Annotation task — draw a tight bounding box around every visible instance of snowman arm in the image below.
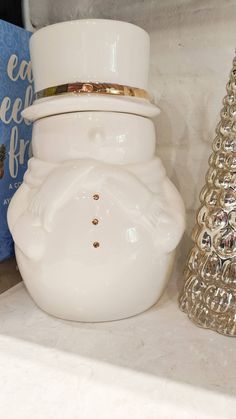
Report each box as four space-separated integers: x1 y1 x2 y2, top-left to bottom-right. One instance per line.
103 168 153 214
11 213 46 261
24 157 57 188
28 160 146 232
104 169 185 253
8 158 58 231
142 179 185 253
10 159 96 258
8 183 31 231
28 160 96 231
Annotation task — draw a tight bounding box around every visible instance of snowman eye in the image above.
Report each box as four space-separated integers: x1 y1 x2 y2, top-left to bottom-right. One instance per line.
93 241 100 248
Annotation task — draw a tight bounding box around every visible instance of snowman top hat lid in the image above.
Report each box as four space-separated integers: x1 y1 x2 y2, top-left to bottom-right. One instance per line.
23 19 159 121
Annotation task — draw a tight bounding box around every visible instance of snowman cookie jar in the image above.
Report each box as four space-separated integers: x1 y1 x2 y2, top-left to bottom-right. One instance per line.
8 20 185 322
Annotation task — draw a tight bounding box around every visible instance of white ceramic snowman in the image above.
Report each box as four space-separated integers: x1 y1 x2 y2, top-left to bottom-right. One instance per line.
8 20 185 321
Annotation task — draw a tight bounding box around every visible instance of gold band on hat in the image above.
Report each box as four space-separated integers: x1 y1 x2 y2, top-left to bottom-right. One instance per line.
35 82 151 101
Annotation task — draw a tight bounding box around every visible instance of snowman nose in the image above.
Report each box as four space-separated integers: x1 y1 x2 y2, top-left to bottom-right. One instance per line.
89 128 105 146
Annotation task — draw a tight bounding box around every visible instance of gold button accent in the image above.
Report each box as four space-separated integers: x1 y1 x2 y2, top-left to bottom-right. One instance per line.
93 241 100 248
93 194 99 200
92 218 99 225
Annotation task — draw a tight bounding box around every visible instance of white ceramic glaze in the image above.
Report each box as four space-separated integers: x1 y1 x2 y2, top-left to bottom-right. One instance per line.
30 19 150 92
8 112 185 321
8 20 185 321
23 19 157 120
22 94 159 121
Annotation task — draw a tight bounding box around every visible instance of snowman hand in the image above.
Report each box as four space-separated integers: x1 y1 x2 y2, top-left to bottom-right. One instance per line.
11 213 46 261
28 160 95 231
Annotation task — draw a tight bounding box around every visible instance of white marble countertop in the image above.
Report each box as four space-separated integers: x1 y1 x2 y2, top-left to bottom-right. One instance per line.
0 274 236 419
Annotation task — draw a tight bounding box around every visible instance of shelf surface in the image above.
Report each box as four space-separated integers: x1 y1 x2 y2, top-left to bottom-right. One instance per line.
0 271 236 419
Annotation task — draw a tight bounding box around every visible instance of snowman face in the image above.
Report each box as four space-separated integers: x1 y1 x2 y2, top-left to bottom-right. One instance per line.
32 111 156 165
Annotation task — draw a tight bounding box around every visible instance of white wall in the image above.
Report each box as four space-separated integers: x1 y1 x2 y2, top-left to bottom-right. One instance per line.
148 0 236 263
27 0 236 264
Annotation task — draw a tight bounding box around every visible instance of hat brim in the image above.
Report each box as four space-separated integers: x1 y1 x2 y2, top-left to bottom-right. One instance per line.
22 94 160 121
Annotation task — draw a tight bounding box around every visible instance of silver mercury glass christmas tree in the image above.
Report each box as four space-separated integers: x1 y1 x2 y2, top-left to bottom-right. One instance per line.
179 54 236 336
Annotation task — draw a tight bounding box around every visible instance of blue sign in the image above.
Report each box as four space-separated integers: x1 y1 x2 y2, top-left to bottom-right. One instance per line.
0 20 33 261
